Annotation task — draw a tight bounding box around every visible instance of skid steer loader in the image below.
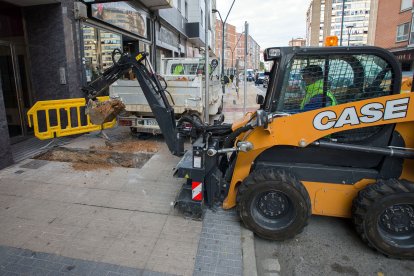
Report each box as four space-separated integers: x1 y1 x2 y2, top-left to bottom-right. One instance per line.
79 46 414 259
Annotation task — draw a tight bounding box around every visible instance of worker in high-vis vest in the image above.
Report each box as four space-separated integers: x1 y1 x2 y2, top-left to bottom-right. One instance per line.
173 64 184 75
300 65 337 111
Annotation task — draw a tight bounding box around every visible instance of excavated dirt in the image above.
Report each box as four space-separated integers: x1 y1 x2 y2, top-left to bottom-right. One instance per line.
93 140 160 153
36 147 153 170
87 99 126 125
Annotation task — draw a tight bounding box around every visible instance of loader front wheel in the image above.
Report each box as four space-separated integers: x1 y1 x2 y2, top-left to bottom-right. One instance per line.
237 169 311 240
352 179 414 259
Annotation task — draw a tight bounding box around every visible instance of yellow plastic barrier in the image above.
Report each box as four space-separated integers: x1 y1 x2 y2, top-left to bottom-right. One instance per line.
27 96 116 140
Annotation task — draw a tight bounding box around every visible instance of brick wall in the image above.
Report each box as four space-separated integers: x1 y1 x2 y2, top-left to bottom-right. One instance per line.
375 0 412 49
215 19 237 69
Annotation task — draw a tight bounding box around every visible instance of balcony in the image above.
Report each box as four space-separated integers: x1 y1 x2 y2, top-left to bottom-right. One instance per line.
186 22 206 47
158 7 187 35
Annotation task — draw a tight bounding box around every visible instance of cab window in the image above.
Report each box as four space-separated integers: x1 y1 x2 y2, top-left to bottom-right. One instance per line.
274 53 395 142
275 54 394 114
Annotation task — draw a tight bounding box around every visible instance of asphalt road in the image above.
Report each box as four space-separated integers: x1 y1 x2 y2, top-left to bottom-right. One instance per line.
254 215 414 276
253 84 414 276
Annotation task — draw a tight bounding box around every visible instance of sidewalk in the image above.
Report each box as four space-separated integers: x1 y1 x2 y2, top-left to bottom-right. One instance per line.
223 82 261 123
0 127 250 276
0 128 199 275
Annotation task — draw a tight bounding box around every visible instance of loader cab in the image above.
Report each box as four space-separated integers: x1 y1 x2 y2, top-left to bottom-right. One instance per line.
258 46 404 179
263 46 402 114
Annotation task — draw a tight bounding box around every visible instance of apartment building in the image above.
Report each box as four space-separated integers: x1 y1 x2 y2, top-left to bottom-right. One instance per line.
214 19 261 73
289 38 307 46
306 0 372 46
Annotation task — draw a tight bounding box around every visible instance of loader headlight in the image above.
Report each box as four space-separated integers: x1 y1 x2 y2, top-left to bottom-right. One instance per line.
264 48 281 61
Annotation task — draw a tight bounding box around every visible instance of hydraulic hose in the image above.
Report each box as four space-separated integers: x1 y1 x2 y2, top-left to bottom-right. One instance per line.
223 124 254 148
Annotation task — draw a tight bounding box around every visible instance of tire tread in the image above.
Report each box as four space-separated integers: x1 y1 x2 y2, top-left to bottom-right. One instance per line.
237 169 311 240
352 179 414 258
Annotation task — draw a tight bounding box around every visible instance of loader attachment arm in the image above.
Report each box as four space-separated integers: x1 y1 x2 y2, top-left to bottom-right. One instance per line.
82 50 184 156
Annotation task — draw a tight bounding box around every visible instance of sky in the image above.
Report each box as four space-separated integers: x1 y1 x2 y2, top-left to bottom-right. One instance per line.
216 0 311 49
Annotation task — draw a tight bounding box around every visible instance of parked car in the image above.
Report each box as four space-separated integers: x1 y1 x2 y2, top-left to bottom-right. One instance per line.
255 72 266 86
247 73 254 82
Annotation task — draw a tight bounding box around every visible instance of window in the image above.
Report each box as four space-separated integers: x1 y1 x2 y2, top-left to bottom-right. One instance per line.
185 1 188 20
410 14 414 45
276 54 393 114
177 0 181 11
200 9 203 26
396 23 410 42
401 0 412 11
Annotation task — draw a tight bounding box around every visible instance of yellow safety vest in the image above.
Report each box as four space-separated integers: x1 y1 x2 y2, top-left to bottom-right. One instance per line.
300 79 337 110
173 64 184 75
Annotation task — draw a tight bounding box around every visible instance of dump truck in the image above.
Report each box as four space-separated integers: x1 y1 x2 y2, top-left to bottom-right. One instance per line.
109 57 223 135
50 45 414 259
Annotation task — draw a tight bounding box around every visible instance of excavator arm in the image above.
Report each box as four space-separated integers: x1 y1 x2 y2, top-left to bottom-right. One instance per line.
83 50 184 156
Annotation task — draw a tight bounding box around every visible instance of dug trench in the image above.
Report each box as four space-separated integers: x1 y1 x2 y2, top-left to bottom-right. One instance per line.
34 140 160 170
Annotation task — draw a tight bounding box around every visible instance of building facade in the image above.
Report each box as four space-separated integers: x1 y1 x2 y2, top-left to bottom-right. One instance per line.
214 19 260 74
0 0 216 169
306 0 372 46
289 38 306 46
372 0 414 71
215 19 237 72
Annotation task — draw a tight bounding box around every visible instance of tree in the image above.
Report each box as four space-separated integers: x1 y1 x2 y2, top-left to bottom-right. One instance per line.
260 61 265 71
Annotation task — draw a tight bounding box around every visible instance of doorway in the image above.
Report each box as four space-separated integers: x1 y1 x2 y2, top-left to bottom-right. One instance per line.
0 41 32 142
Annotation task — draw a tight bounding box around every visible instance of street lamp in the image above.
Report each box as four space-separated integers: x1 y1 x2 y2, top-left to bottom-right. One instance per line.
212 0 236 93
228 32 244 74
226 46 233 74
346 25 354 46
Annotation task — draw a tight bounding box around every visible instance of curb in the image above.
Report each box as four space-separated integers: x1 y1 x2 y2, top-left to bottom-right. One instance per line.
241 227 258 276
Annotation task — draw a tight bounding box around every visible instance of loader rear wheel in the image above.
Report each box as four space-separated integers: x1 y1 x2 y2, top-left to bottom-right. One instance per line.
237 169 311 240
352 179 414 259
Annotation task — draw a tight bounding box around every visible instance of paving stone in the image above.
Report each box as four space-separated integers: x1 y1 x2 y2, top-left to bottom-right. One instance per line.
28 267 52 276
17 257 37 266
116 266 143 275
0 255 22 266
2 263 32 274
46 271 68 276
193 209 243 276
33 259 64 271
0 271 19 276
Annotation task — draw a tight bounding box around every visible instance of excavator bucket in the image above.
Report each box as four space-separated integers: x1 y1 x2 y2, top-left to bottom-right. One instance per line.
85 98 126 125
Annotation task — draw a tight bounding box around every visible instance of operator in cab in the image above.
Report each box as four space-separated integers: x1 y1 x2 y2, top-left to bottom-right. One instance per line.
300 65 337 111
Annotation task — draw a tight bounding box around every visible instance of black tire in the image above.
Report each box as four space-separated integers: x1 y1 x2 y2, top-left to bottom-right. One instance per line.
237 169 311 240
352 179 414 259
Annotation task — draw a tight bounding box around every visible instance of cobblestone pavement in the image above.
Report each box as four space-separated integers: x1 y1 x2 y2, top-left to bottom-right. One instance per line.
0 245 176 276
193 209 243 276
